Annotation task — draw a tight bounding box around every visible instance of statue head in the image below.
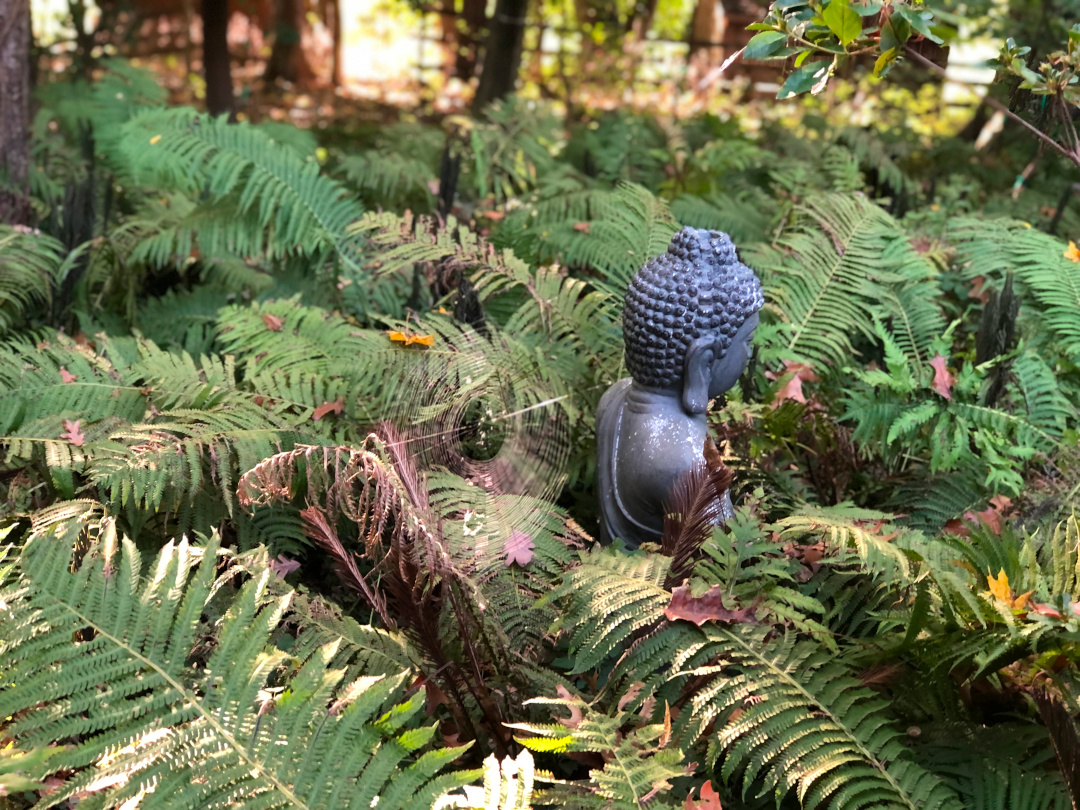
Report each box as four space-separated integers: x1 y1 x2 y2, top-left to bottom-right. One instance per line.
622 227 764 416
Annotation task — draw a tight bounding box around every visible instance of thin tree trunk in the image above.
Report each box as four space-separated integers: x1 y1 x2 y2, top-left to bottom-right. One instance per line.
266 0 311 84
0 0 31 225
471 0 528 112
327 0 342 86
202 0 234 117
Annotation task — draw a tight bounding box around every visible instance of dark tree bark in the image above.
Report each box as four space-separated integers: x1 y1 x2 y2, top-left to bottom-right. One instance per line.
202 0 234 117
471 0 528 113
445 0 486 82
0 0 31 225
327 0 342 86
266 0 312 84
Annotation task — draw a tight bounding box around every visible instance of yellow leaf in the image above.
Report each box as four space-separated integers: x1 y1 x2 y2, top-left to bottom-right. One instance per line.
1014 590 1034 611
149 134 162 145
987 569 1011 603
386 330 435 347
1065 241 1080 262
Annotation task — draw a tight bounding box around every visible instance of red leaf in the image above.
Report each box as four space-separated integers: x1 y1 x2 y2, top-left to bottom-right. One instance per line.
59 367 77 383
968 275 990 304
665 584 759 626
1032 602 1065 620
943 518 970 537
60 419 85 447
765 361 818 407
929 354 954 400
312 397 344 421
573 221 591 233
262 313 284 331
963 506 1002 535
504 529 535 567
269 554 300 579
685 781 723 810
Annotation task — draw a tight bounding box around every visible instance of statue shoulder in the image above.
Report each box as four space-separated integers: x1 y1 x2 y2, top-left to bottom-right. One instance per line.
597 378 633 424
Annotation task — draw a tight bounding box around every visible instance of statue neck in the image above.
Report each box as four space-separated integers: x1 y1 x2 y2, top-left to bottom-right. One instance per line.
626 380 705 422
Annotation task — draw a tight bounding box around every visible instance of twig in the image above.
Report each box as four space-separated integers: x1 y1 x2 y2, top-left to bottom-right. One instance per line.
904 45 1080 168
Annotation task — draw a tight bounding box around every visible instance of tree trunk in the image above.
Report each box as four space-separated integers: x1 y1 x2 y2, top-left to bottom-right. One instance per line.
202 0 234 116
266 0 312 84
327 0 342 86
0 0 31 226
471 0 528 112
453 0 487 81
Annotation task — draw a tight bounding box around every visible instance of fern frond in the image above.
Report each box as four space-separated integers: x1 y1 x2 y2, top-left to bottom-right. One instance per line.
118 107 363 269
511 702 685 809
760 193 923 368
0 227 64 335
0 521 477 808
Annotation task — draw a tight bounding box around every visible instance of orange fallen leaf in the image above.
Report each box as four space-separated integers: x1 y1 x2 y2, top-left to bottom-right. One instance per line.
262 313 284 331
573 222 591 233
765 361 818 407
59 367 77 384
1066 241 1080 262
964 506 1002 535
986 568 1033 611
685 781 723 810
968 275 990 304
61 418 85 447
665 584 759 626
386 330 435 347
929 354 954 400
312 397 344 421
478 209 505 221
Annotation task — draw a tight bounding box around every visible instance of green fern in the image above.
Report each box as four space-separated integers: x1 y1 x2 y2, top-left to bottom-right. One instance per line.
0 227 65 335
948 217 1080 360
510 700 686 809
117 107 364 270
0 519 478 809
755 193 934 369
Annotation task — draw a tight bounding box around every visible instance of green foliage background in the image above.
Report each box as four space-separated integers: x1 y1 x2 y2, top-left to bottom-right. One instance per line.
4 52 1080 810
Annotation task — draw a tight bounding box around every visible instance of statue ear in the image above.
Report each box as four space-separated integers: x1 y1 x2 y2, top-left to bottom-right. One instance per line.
682 337 715 416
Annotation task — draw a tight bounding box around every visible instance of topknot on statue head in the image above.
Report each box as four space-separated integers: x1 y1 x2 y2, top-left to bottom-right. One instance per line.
622 227 764 390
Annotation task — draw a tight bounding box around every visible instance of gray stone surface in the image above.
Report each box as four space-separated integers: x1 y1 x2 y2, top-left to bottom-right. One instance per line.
597 227 763 548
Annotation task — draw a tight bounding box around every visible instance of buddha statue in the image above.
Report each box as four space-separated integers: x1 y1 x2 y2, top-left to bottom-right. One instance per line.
596 227 764 548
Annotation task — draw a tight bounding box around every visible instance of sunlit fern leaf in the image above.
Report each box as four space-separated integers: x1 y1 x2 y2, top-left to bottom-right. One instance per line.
539 182 679 297
463 98 562 204
554 552 965 809
490 174 604 266
0 227 65 336
549 548 672 674
759 193 917 369
947 217 1080 360
670 189 773 245
0 332 147 434
510 702 685 809
118 107 364 270
434 749 536 810
0 520 478 809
